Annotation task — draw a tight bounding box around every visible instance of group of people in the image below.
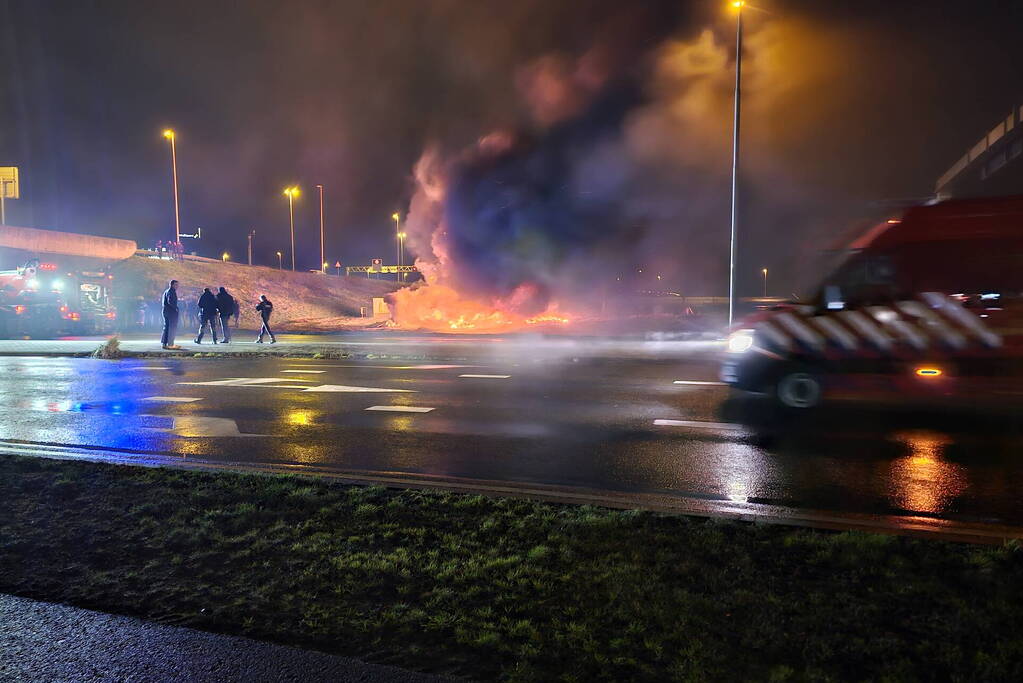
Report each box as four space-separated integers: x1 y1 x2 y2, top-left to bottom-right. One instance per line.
160 279 276 349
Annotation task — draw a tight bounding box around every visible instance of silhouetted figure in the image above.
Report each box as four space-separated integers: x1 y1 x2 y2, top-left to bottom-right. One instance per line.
255 295 276 344
160 280 179 349
216 287 235 343
194 287 219 344
232 298 240 328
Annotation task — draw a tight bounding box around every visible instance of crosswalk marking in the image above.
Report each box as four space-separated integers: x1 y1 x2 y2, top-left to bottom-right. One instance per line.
141 396 202 403
301 385 414 393
654 419 743 431
459 374 511 379
364 405 434 413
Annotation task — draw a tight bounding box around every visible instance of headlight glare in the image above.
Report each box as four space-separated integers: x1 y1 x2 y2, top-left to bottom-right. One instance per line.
727 329 755 354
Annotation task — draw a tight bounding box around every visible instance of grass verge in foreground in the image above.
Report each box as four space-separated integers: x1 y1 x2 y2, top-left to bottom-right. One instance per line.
2 455 1022 681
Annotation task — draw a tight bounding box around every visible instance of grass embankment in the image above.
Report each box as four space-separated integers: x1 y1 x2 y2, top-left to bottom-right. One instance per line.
2 455 1021 681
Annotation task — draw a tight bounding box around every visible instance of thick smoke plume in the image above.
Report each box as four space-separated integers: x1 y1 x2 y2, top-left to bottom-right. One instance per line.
390 17 887 330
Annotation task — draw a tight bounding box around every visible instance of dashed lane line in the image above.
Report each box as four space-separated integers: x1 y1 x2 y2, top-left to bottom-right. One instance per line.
653 419 744 431
364 405 435 413
459 374 511 379
141 396 202 403
280 369 325 374
673 380 726 386
302 385 415 393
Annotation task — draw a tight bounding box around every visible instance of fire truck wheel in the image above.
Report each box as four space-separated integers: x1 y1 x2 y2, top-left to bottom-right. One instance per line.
775 368 823 410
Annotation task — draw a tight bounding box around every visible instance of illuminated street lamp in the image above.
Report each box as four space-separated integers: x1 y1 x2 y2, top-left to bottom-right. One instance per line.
316 184 325 273
392 212 404 281
276 250 283 270
162 129 181 242
222 252 230 263
727 0 745 327
283 186 300 271
762 267 768 297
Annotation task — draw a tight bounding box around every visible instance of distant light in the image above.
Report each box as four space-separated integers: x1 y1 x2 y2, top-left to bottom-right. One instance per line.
915 367 943 378
27 278 39 290
731 0 745 7
980 292 1000 300
886 219 900 224
222 252 230 262
392 212 400 221
826 301 845 310
51 279 64 291
283 186 300 197
163 129 175 139
13 305 25 314
38 262 57 271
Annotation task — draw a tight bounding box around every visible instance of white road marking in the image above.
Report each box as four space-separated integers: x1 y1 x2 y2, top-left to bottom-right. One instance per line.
280 370 325 373
673 380 725 386
135 367 171 371
145 416 266 437
286 364 475 370
179 377 317 386
141 396 202 403
302 384 414 393
654 419 743 431
459 374 511 379
364 405 435 413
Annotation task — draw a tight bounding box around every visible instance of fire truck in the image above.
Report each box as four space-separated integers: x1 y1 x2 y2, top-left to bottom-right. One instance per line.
0 258 118 337
721 196 1023 409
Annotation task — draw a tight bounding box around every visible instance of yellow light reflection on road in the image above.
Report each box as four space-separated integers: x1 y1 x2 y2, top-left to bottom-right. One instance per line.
889 430 963 514
285 408 318 426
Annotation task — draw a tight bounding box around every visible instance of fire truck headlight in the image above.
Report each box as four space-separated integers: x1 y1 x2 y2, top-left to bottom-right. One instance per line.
727 329 755 354
27 278 40 290
51 279 64 291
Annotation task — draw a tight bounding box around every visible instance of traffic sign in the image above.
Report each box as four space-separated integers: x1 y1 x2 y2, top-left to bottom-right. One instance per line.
371 258 382 266
0 167 18 199
334 261 342 268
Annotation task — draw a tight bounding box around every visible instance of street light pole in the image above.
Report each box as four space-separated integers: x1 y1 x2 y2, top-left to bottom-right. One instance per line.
316 184 325 273
762 267 768 297
728 1 744 328
163 130 181 243
284 186 299 271
247 230 255 266
392 212 401 281
276 251 283 270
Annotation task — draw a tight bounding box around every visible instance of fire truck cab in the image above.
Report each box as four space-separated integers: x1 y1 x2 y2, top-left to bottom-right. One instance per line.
0 258 117 337
722 196 1023 409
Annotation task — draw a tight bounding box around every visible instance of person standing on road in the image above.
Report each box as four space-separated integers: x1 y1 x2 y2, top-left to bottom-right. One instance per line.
160 279 180 349
194 287 220 344
215 286 235 343
255 294 276 344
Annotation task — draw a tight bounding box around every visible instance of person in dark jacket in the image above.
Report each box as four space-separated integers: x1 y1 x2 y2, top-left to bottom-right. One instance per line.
215 287 235 343
194 287 220 344
255 294 276 343
161 280 180 349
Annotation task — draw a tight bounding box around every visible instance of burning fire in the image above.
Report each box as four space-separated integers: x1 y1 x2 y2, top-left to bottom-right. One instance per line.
388 283 571 333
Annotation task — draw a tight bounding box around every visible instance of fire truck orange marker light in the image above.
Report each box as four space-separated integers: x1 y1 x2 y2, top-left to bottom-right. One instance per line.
915 367 942 377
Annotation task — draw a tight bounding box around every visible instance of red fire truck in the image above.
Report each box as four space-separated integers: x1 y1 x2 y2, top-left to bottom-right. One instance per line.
0 258 118 337
722 196 1023 409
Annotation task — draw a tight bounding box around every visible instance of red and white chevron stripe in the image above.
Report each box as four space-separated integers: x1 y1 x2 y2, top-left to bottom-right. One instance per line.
754 293 1002 356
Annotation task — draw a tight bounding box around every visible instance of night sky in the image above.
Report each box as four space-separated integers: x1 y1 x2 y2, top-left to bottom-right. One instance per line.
2 0 1022 294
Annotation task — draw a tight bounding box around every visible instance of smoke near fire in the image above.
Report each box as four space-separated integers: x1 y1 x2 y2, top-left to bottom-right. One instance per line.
388 13 909 331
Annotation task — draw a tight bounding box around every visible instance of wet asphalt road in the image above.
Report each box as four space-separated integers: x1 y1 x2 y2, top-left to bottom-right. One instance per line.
1 339 1022 531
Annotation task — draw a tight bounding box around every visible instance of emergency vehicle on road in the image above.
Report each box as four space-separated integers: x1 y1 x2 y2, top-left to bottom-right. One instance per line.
722 196 1023 409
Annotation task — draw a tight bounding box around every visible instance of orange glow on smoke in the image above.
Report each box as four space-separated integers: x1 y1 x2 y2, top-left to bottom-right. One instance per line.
388 283 570 333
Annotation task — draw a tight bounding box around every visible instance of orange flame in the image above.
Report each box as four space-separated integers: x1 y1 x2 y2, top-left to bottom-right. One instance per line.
388 284 570 333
